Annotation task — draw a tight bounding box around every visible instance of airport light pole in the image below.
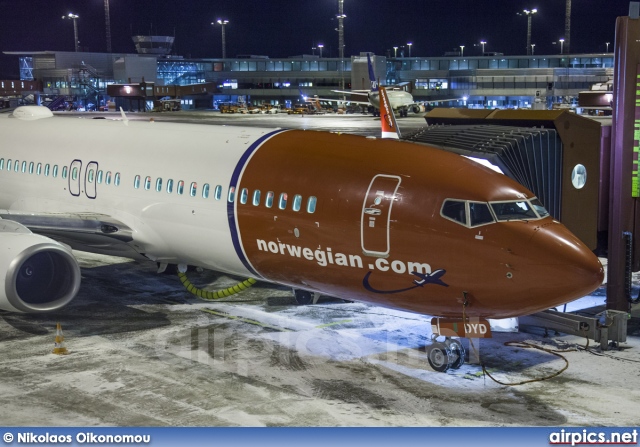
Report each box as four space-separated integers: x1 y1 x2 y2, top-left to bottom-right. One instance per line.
318 44 324 57
336 0 346 90
62 13 80 52
531 43 536 55
104 0 112 53
559 38 565 54
214 19 229 59
606 41 610 52
564 0 571 54
407 42 412 57
480 40 486 55
522 8 537 55
460 45 465 57
393 46 398 57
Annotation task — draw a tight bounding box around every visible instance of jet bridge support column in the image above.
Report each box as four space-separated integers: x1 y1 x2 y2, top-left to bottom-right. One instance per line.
608 4 640 312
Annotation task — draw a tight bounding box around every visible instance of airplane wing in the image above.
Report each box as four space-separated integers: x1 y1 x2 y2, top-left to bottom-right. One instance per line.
331 90 369 97
0 211 141 258
312 96 371 106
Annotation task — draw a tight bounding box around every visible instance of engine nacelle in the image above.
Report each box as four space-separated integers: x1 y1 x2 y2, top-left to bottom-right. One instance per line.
0 229 81 313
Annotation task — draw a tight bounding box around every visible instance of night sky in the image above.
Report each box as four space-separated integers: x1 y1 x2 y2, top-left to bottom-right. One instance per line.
0 0 631 78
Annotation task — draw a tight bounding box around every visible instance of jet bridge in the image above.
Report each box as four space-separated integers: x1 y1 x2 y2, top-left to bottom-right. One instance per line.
401 108 604 252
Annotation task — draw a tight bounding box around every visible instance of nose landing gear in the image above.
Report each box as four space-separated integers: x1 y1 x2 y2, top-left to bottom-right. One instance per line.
426 337 466 372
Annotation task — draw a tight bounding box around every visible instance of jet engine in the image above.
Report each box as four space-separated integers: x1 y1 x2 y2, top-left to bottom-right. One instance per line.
0 223 81 313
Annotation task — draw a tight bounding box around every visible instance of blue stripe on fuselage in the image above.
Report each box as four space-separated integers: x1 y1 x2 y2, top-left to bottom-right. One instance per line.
227 129 287 277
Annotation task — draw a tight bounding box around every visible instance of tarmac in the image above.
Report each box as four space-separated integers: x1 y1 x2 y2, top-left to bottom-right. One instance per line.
0 111 639 427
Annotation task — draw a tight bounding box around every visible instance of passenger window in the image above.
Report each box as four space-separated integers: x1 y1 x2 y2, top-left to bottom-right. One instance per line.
177 180 185 195
53 165 58 178
143 176 150 190
156 178 162 192
292 194 302 212
21 161 26 173
114 172 121 186
228 186 236 202
37 163 42 175
203 183 210 199
265 191 274 208
252 190 261 206
7 160 11 171
13 160 18 172
134 175 141 189
214 185 222 200
88 169 95 183
307 196 317 213
45 164 50 176
240 188 248 204
105 171 112 185
469 202 495 227
97 170 103 183
62 166 67 178
441 200 467 225
279 193 288 210
190 182 197 197
167 179 174 193
29 162 34 174
0 159 3 170
72 167 79 181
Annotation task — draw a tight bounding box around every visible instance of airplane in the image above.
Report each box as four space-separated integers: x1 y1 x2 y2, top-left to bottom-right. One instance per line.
0 103 603 372
332 54 420 117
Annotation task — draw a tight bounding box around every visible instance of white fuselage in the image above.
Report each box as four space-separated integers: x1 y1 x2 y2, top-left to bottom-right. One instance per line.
0 113 269 277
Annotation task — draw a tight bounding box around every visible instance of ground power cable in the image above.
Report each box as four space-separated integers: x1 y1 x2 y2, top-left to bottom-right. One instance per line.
461 298 572 386
178 271 257 300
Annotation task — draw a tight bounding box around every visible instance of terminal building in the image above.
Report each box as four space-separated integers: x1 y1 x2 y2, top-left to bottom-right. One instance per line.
2 36 613 112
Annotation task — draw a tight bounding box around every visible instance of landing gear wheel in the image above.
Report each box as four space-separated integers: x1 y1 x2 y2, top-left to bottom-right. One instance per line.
427 342 453 372
445 339 466 369
294 289 313 305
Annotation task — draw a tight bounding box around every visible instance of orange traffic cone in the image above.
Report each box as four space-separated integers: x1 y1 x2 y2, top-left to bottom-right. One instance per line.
52 322 69 355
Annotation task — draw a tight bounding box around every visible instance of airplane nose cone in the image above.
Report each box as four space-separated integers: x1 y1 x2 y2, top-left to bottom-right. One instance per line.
528 222 604 300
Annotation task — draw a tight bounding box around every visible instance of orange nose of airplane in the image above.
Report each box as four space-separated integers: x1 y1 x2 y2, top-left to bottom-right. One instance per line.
525 221 604 308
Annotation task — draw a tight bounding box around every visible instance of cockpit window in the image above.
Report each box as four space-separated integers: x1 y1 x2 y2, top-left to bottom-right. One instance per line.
530 198 550 218
441 200 467 225
491 201 538 221
469 202 495 227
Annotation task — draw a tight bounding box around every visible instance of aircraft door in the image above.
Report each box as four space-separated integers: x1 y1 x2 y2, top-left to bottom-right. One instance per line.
361 174 401 256
68 159 82 197
85 161 98 199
